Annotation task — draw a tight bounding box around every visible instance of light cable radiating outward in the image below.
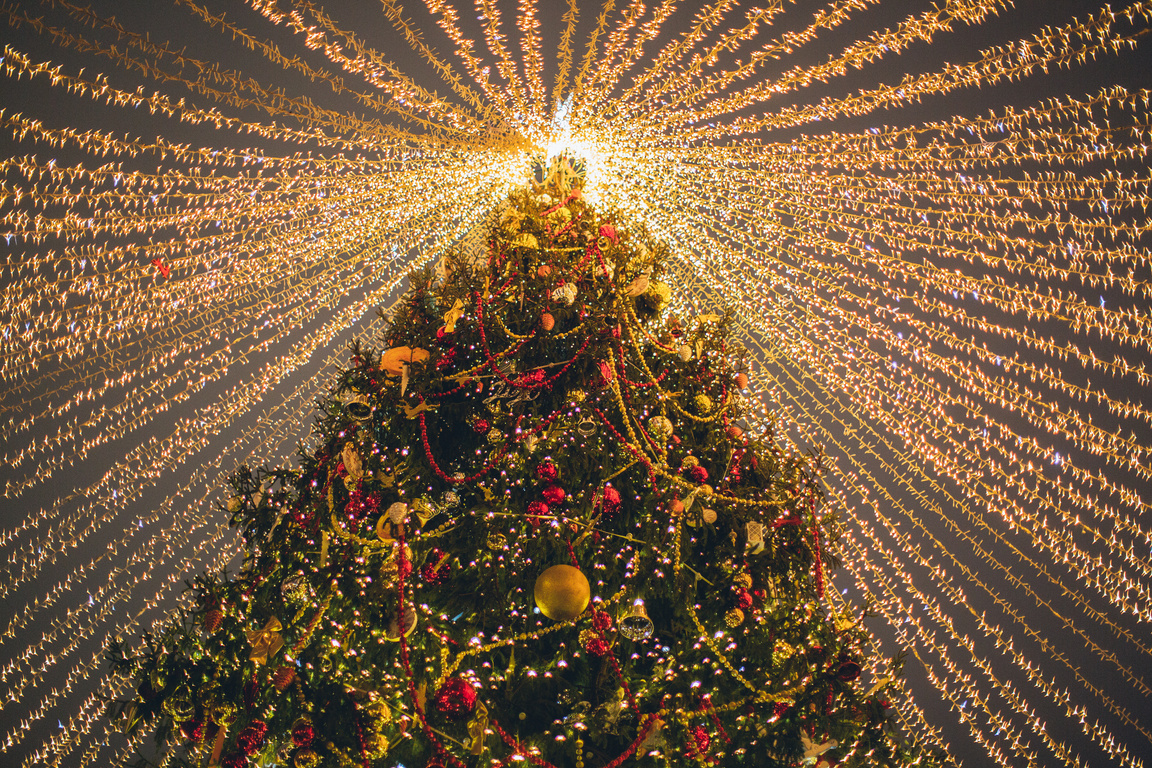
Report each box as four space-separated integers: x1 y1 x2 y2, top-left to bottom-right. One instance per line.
1 1 1150 766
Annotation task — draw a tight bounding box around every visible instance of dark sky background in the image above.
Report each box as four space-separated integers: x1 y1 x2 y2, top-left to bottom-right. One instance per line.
1 2 1150 766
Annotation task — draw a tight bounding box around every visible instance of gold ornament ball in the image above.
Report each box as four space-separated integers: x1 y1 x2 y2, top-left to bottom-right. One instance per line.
534 564 591 621
648 415 673 439
725 608 745 627
694 394 713 413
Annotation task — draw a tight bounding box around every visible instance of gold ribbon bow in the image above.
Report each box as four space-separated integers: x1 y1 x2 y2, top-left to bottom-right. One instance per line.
467 701 489 755
247 618 284 665
442 298 465 333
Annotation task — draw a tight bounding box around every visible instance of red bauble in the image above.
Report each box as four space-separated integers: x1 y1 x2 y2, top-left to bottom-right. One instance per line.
736 589 754 610
291 719 315 747
600 485 622 514
180 718 204 742
836 654 862 682
344 489 379 521
535 460 558 483
238 721 268 755
585 636 611 656
472 418 489 434
421 552 450 585
517 369 546 387
687 465 708 483
434 677 477 720
526 500 549 527
436 347 457 369
688 725 711 755
541 485 566 505
592 610 613 632
221 753 248 768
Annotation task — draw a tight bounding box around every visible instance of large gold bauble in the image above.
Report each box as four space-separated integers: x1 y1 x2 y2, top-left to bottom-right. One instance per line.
534 565 591 621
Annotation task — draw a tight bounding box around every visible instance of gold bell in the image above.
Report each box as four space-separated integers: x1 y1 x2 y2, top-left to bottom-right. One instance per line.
618 598 654 641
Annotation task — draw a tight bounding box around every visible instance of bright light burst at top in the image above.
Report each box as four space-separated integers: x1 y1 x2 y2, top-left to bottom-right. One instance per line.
0 1 1150 766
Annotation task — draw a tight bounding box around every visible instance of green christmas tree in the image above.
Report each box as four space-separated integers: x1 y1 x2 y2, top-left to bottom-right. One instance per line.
108 161 924 768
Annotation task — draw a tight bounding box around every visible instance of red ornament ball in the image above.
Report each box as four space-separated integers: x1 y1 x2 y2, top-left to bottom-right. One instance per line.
536 460 558 483
517 369 546 386
688 725 711 755
592 610 613 632
238 721 268 755
344 489 379 521
541 485 566 505
421 558 449 585
436 347 457 369
600 485 622 514
737 589 754 610
526 500 549 527
687 465 708 483
221 753 248 768
836 654 862 682
291 718 315 748
180 718 204 742
434 677 477 721
472 418 490 434
585 636 611 656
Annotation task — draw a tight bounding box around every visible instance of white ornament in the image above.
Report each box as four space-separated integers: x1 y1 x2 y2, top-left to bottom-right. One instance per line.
387 502 409 524
552 282 578 305
745 521 765 554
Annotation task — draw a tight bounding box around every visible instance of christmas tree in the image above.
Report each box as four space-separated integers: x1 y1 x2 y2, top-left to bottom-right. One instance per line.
108 160 924 768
